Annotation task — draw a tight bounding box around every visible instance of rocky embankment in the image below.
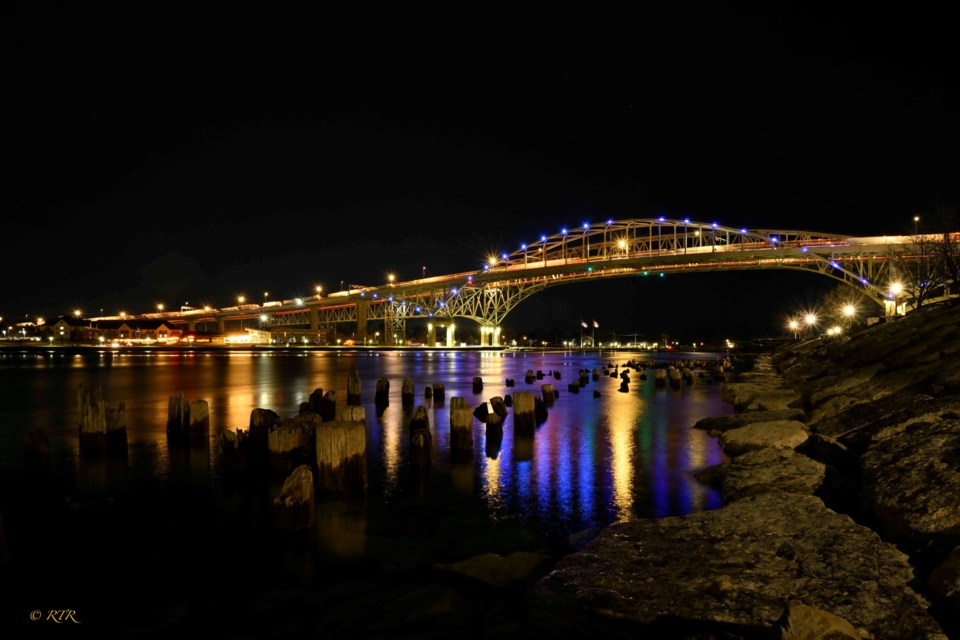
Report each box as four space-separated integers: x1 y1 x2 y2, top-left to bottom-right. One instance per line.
530 299 960 639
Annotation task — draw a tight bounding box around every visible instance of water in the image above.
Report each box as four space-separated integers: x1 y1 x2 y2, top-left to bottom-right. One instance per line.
0 348 731 636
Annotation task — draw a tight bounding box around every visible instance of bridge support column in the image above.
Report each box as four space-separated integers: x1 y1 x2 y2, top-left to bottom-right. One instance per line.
217 317 226 335
479 325 501 346
309 308 318 332
187 320 196 332
355 301 368 344
446 323 455 347
427 323 437 347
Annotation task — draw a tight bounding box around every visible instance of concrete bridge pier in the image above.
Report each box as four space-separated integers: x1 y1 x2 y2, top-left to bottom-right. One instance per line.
187 319 197 332
479 325 501 347
217 317 226 335
426 322 456 347
355 301 368 344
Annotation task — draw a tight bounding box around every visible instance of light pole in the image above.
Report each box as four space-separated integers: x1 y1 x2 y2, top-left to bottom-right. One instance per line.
422 266 426 278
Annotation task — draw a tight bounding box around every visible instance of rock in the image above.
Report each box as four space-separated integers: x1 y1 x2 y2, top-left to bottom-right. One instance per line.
779 601 861 640
434 551 553 588
693 408 806 434
719 420 809 456
861 417 960 551
532 492 946 639
695 447 826 502
273 464 315 529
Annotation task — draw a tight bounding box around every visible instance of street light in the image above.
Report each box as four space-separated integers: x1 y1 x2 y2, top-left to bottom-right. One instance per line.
788 319 799 340
914 215 920 235
889 281 904 316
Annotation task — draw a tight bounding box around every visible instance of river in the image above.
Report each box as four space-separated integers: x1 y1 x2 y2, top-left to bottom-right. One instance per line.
0 347 731 635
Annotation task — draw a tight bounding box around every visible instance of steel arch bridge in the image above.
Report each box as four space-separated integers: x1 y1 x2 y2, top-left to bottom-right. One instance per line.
108 218 932 345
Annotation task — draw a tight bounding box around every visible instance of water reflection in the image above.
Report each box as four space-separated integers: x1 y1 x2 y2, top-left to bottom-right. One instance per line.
0 349 730 550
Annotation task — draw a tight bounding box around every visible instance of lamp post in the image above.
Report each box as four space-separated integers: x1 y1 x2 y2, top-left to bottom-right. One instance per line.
788 319 799 340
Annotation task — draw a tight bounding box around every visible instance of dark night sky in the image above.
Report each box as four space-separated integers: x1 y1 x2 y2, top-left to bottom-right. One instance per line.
3 2 958 342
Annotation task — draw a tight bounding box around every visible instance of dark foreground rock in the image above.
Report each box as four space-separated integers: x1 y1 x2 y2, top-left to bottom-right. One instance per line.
532 492 946 639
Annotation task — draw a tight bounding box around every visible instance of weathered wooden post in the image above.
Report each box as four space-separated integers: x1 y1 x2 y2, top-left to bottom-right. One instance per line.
513 391 536 436
315 407 367 494
401 377 415 406
655 368 667 387
541 384 556 406
273 464 315 530
450 406 473 461
524 369 535 384
375 378 390 404
534 395 548 424
189 399 210 445
320 391 337 421
308 387 325 414
268 413 318 472
432 383 445 404
472 376 483 394
347 364 362 406
375 377 390 416
489 396 508 421
450 396 467 410
78 383 127 456
167 391 189 441
579 369 589 387
409 405 432 470
683 367 694 385
248 408 280 453
592 368 600 381
473 402 489 422
485 411 503 459
567 382 580 394
668 366 682 389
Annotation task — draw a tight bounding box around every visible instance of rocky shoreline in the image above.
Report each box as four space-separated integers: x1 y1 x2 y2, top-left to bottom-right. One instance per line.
530 299 960 639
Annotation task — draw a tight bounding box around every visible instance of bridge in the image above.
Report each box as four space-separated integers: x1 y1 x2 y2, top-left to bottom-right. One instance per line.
92 218 949 346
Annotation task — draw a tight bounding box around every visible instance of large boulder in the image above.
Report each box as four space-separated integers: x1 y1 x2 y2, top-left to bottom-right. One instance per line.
531 492 946 639
719 420 809 456
695 447 825 502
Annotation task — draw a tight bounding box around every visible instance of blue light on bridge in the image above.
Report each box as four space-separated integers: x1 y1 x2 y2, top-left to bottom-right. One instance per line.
771 236 779 244
860 278 869 284
830 261 840 269
801 247 808 253
657 216 666 222
438 301 445 307
388 295 394 302
606 219 613 225
659 272 665 277
643 271 649 276
483 264 490 270
740 228 748 234
521 243 527 250
502 253 507 260
451 288 458 295
540 234 547 242
582 222 589 229
561 227 568 235
711 222 719 228
683 217 691 224
587 267 592 272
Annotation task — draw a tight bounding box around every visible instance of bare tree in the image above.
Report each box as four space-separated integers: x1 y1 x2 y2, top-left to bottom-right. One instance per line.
818 283 873 330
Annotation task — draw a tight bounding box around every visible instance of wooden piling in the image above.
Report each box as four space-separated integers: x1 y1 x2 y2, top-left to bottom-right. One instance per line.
489 396 508 420
668 366 682 389
320 391 337 421
541 384 556 406
268 413 318 472
308 387 325 414
274 464 316 530
78 384 127 456
450 407 473 459
409 405 432 469
524 369 535 384
473 402 489 422
315 416 367 494
347 365 362 406
184 399 206 436
167 391 189 440
375 378 390 404
432 383 445 404
249 408 281 452
401 377 415 405
655 369 667 387
513 391 536 435
472 376 483 394
534 395 548 424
